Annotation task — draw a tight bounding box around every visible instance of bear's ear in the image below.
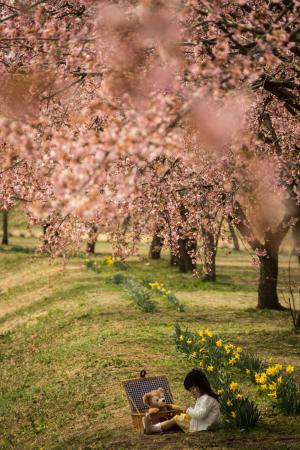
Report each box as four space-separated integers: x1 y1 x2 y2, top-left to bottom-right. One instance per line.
143 393 151 406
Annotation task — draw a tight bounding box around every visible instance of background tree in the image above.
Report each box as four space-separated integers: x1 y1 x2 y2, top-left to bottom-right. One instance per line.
1 211 8 245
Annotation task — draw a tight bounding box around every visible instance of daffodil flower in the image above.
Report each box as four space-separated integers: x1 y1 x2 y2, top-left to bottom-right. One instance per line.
286 364 294 374
205 328 213 337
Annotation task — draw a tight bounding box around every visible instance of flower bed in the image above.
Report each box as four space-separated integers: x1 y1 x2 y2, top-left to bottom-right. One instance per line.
85 255 127 273
146 280 184 312
174 324 300 428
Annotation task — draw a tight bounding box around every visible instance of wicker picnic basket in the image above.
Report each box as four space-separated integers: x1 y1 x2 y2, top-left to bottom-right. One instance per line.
123 370 177 433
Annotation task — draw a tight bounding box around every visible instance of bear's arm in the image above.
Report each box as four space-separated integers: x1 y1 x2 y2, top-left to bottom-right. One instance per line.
166 403 183 412
148 407 160 414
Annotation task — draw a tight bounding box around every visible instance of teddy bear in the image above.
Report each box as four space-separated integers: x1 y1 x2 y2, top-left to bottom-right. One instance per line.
143 387 182 424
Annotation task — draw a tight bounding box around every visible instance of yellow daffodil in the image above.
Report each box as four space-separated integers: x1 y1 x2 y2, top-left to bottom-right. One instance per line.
268 382 277 391
179 335 184 341
266 366 277 376
229 382 238 391
266 365 281 376
166 290 171 295
228 358 237 366
192 352 197 358
277 376 283 385
149 281 160 289
207 365 214 372
201 337 206 342
246 369 251 375
236 394 243 400
226 399 232 407
103 256 114 266
268 391 277 398
198 330 204 338
205 328 213 337
255 372 267 384
231 411 236 418
261 384 267 390
216 339 223 347
217 389 224 395
187 339 192 345
286 365 294 374
236 346 242 353
199 361 203 367
224 344 231 354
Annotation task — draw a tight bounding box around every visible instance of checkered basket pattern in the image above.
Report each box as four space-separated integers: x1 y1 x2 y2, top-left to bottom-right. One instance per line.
123 371 175 432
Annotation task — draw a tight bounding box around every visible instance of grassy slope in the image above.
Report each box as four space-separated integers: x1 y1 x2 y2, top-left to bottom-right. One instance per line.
0 232 300 449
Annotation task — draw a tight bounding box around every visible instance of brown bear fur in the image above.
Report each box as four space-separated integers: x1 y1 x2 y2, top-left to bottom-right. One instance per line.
143 387 182 423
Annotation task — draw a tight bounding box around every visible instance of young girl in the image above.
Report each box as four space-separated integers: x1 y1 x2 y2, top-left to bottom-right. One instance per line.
143 369 221 434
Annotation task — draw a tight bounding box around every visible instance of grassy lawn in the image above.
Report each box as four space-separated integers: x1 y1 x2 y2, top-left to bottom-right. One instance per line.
0 229 300 449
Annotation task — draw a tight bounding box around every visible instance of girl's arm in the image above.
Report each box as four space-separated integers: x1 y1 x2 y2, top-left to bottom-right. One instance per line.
186 396 213 420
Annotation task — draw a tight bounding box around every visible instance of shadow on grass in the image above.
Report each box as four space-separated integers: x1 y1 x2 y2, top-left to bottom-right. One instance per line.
0 244 36 254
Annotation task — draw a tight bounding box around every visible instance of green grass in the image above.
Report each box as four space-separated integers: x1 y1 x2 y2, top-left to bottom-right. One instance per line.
0 231 300 449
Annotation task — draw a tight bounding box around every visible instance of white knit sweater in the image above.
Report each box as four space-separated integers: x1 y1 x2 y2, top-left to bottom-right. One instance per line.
186 394 221 432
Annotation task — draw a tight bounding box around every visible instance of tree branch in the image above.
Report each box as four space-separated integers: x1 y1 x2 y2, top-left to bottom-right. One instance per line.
229 201 263 251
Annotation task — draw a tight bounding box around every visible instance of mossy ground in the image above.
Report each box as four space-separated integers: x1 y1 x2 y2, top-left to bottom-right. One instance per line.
0 219 300 449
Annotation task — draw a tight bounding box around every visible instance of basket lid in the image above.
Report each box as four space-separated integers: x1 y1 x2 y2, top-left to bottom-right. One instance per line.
123 372 174 413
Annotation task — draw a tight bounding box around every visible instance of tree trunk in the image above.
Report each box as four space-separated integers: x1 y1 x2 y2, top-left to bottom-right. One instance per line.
171 237 197 272
201 227 216 281
228 220 240 251
292 219 300 265
42 222 49 248
86 224 98 254
42 223 49 236
230 201 289 310
2 211 8 245
86 239 96 254
258 246 283 310
149 233 164 259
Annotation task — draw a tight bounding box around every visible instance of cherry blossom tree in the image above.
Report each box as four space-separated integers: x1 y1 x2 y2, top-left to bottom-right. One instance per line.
0 1 299 309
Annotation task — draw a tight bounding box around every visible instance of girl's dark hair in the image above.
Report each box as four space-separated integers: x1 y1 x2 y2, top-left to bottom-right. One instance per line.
184 368 219 402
